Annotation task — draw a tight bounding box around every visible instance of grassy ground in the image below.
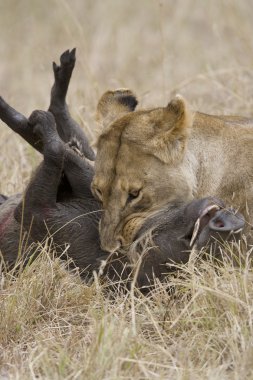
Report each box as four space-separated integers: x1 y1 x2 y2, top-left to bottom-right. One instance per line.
1 0 253 378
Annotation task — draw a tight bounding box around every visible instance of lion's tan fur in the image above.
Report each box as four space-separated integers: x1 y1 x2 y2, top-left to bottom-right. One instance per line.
92 89 253 252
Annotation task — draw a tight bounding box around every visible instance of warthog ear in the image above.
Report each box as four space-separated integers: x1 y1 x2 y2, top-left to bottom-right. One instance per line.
96 89 138 129
151 95 193 163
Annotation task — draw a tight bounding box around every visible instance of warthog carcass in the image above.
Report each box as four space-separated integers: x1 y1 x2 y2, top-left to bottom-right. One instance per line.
0 49 245 289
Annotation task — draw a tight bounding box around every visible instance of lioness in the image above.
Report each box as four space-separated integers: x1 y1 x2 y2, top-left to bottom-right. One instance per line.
92 89 253 252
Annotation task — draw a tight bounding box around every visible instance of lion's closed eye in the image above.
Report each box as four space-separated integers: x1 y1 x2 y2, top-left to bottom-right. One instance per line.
127 189 142 204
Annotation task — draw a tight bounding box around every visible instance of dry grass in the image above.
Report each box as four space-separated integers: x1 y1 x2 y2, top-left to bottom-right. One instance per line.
1 0 253 378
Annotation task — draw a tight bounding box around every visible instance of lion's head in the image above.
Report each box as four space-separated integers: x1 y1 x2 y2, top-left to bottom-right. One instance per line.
92 89 195 252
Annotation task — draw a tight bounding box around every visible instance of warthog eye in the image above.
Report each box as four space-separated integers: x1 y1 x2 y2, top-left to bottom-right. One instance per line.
127 189 141 204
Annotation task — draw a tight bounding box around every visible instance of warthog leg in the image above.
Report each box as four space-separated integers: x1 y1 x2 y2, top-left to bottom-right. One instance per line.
0 96 43 153
14 109 96 226
15 111 65 216
0 49 95 160
49 48 95 161
0 92 95 202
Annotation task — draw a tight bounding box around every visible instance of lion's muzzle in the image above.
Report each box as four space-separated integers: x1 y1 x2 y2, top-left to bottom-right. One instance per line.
100 211 146 253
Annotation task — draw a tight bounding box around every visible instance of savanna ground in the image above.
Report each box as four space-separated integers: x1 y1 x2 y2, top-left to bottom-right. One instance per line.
1 1 253 379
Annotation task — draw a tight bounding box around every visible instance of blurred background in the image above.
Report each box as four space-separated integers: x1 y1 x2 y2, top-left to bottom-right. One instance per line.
0 0 253 194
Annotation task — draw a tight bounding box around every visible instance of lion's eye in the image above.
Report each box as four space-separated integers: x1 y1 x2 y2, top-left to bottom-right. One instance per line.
127 189 141 204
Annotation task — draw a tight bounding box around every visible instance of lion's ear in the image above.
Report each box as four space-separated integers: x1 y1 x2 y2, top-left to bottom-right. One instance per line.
96 89 138 128
151 95 193 163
